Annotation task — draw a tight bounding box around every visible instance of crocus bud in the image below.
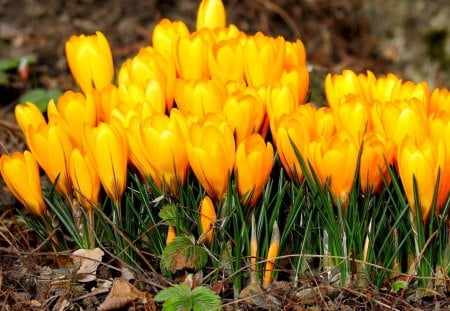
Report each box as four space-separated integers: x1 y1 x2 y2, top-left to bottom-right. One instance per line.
196 0 226 30
200 196 216 244
235 134 273 207
65 31 114 93
263 221 279 288
83 122 128 203
0 151 46 217
14 102 46 136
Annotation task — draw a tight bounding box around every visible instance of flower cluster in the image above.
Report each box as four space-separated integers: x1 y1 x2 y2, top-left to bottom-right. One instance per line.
1 0 450 290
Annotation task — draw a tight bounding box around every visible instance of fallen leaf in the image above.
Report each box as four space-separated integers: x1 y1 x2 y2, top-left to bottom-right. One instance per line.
71 248 104 282
98 278 156 311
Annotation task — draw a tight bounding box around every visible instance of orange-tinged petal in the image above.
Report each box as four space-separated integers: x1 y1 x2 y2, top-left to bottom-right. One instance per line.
65 31 114 93
84 122 128 203
263 221 279 288
235 134 273 207
69 148 100 209
200 196 216 244
0 151 46 216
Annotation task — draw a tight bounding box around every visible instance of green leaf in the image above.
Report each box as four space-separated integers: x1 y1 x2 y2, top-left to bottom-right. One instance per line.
154 284 221 311
18 88 61 112
161 235 208 272
159 204 179 226
0 58 20 71
391 280 408 293
0 71 8 85
154 284 191 302
191 286 221 311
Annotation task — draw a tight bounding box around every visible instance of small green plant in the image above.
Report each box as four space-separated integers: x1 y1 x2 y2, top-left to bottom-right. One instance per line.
154 284 221 311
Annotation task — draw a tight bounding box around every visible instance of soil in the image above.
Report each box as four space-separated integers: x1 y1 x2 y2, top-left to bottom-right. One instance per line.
0 0 449 309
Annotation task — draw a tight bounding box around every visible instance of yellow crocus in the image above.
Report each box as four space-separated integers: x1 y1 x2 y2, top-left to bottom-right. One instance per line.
208 38 245 83
308 131 359 206
200 196 216 244
174 32 210 80
196 0 226 30
65 31 114 94
244 32 285 87
325 69 363 108
397 136 446 223
83 122 128 203
166 226 176 245
152 19 190 58
314 106 336 140
429 87 450 116
69 148 100 210
222 91 265 145
0 151 46 217
276 105 315 181
14 101 46 136
280 67 310 106
379 98 429 148
360 132 394 194
284 39 307 70
186 113 235 201
263 221 279 288
139 111 189 194
47 90 98 147
333 95 370 143
26 122 73 198
266 84 298 140
174 78 226 119
98 84 120 123
235 134 273 207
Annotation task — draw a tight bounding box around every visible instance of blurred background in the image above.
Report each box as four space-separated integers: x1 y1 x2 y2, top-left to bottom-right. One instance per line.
0 0 449 98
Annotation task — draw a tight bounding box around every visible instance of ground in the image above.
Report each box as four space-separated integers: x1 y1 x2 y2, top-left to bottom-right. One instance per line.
0 0 449 309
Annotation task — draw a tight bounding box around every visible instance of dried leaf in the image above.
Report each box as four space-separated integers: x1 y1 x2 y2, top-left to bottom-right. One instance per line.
98 278 156 311
71 248 104 282
161 235 208 272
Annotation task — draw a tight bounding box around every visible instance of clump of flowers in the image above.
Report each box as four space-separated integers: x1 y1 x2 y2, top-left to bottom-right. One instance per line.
1 0 450 299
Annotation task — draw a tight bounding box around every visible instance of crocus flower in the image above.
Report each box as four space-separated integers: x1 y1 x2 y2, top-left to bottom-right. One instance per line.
360 132 394 194
266 84 298 140
139 111 189 194
222 91 265 145
308 131 359 207
333 94 370 143
235 134 273 207
263 221 279 288
0 151 46 217
83 122 128 203
397 136 446 223
174 78 226 119
186 113 235 201
69 148 100 210
26 122 74 198
152 19 190 58
47 90 98 147
200 196 216 244
429 87 450 116
14 101 46 136
208 38 246 83
196 0 226 30
166 226 176 245
276 105 315 181
65 31 114 94
174 32 210 80
325 69 363 108
244 32 285 87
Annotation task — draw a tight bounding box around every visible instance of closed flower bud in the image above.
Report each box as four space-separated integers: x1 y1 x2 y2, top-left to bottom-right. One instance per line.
14 102 46 136
235 134 273 207
397 136 446 223
65 31 114 93
200 196 216 244
26 122 74 198
69 148 100 210
0 151 46 217
186 113 235 201
47 90 98 147
84 122 128 203
196 0 226 30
